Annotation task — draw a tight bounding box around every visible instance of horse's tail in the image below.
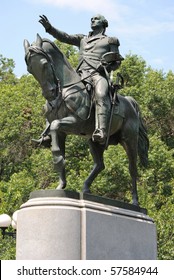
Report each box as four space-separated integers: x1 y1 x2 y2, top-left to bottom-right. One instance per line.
127 96 149 167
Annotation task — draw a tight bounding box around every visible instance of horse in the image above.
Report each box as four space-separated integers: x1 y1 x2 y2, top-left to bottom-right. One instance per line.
24 34 149 206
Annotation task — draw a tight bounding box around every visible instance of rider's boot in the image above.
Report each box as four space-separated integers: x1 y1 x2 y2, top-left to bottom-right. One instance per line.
92 103 109 144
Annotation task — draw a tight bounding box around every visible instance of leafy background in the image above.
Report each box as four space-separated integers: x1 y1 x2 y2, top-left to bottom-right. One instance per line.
0 43 173 259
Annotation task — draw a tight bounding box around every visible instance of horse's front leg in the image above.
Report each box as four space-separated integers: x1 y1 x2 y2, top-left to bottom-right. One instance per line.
50 116 78 190
50 120 66 189
56 133 67 190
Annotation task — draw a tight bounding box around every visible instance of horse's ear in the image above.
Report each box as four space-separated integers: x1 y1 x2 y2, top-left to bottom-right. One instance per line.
23 39 30 55
36 33 43 48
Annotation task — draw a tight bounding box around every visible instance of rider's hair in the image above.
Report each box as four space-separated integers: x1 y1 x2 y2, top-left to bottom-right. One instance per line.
101 16 108 28
91 14 108 29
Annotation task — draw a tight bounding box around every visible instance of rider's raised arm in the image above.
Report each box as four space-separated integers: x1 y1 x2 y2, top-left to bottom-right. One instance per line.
46 27 84 48
39 15 84 47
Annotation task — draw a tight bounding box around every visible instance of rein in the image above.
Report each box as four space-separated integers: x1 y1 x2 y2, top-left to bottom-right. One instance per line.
25 44 94 117
26 45 87 94
26 45 61 98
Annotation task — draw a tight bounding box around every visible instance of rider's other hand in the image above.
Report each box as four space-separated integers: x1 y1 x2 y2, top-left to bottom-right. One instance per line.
39 15 51 31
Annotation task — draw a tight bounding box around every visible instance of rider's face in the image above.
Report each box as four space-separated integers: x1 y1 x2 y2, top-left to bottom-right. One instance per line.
91 15 103 30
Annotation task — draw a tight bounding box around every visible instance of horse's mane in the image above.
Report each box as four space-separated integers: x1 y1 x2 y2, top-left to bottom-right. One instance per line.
26 35 81 87
42 38 61 53
41 38 75 73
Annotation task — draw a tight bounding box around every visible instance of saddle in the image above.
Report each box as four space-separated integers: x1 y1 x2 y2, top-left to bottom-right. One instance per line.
62 83 91 120
62 80 125 122
47 67 125 122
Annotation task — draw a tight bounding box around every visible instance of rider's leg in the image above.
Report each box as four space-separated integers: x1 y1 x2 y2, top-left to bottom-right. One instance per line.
92 75 110 144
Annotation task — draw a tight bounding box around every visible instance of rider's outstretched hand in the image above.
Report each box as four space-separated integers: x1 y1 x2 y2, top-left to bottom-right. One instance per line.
39 15 51 31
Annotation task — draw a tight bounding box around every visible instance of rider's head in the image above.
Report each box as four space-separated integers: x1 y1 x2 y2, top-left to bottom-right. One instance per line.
91 14 108 33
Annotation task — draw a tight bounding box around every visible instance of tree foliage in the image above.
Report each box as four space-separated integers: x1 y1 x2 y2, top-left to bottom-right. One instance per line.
0 54 17 84
0 49 173 259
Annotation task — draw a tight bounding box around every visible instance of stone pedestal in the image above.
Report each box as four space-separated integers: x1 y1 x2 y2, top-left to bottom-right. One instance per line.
16 190 157 260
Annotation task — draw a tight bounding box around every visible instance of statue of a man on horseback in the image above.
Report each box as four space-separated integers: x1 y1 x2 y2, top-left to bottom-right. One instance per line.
24 26 149 205
38 14 124 144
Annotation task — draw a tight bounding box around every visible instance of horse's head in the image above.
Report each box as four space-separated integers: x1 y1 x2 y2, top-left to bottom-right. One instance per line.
24 34 60 102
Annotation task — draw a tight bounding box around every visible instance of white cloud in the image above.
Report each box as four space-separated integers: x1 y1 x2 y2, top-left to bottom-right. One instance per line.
116 20 174 38
151 58 164 66
33 0 130 21
33 0 174 37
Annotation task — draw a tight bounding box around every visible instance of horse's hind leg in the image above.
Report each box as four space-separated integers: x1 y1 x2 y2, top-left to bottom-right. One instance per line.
83 140 105 193
122 138 139 206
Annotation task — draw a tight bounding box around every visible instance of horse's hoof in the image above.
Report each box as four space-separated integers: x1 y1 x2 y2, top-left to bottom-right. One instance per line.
82 188 91 194
132 201 139 207
32 136 51 148
53 155 65 166
56 183 66 190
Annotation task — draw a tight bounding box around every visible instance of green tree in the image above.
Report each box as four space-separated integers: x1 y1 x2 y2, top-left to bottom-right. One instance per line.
137 135 174 259
0 54 17 84
143 69 174 148
55 41 78 68
0 74 44 182
120 52 146 88
0 50 174 260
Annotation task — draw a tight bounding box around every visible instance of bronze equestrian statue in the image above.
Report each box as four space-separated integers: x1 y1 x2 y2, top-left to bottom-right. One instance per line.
37 14 124 144
24 15 149 206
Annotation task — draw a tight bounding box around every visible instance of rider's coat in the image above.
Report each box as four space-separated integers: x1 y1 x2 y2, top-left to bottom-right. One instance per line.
45 26 121 72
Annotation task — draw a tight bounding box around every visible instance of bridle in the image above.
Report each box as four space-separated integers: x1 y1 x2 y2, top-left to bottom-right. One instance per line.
25 42 94 116
25 45 61 98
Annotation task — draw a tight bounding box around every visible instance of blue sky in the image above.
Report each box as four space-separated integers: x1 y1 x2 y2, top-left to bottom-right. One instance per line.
1 0 174 77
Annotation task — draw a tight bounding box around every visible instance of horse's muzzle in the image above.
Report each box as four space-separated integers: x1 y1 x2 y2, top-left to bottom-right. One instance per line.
42 84 57 101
